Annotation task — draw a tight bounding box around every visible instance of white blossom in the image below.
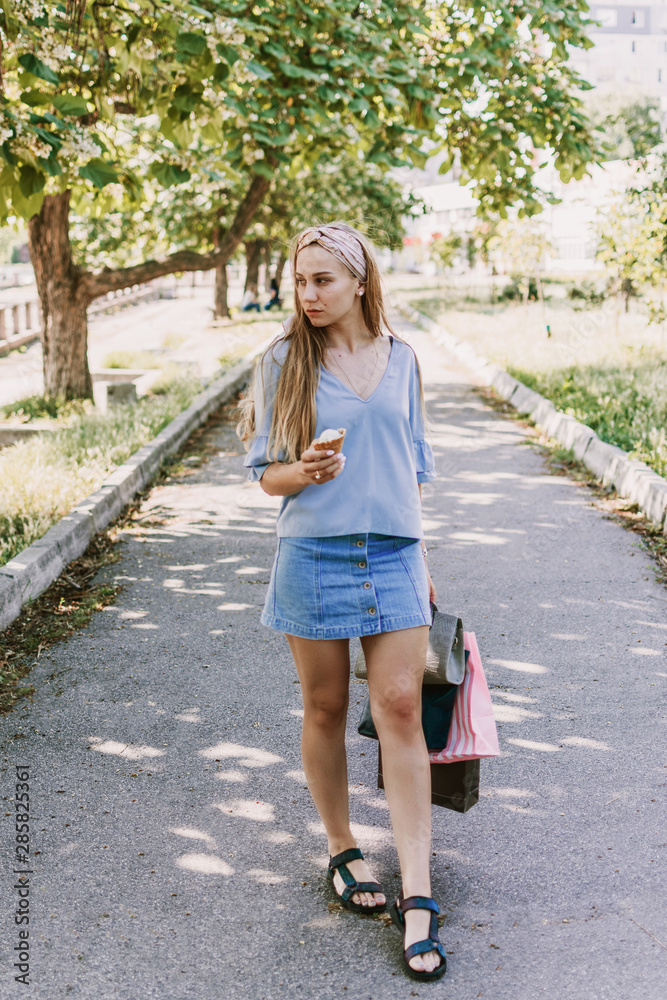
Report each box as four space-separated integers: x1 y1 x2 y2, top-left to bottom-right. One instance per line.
59 129 102 161
50 43 72 61
15 0 45 19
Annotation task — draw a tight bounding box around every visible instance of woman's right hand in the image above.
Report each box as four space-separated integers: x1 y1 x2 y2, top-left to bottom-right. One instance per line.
300 444 346 485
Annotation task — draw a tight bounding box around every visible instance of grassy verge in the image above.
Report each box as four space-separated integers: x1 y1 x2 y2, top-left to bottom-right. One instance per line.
0 398 241 714
508 362 667 478
476 384 667 587
399 279 667 479
0 375 200 567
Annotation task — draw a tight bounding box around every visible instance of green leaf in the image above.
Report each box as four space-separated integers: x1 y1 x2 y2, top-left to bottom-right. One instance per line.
127 24 141 46
172 86 202 113
247 61 273 81
281 63 320 81
18 53 60 85
18 164 46 198
79 158 119 189
20 90 51 108
31 125 61 148
252 160 275 179
150 162 191 187
175 32 208 56
216 43 239 66
42 155 63 178
52 95 89 116
262 42 284 60
29 112 66 130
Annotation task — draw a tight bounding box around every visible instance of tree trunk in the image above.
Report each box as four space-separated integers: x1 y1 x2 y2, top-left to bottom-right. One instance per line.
214 262 230 319
26 174 271 398
263 243 273 293
273 251 287 291
28 191 92 400
212 225 230 319
622 278 632 312
244 240 263 291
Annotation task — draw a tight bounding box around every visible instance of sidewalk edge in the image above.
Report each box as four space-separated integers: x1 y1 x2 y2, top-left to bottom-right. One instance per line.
0 339 271 632
395 299 667 535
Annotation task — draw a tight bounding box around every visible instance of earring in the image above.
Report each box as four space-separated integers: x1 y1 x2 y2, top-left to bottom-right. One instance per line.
358 289 364 296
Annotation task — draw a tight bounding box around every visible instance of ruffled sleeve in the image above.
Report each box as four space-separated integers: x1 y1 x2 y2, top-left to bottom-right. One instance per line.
243 337 288 482
413 438 437 483
243 434 273 483
408 347 437 483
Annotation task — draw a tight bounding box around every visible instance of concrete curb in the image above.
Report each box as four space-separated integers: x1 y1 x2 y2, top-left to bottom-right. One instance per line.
396 299 667 535
0 339 271 632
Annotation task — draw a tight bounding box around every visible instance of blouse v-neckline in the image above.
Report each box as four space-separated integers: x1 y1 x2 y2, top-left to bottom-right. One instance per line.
321 335 394 403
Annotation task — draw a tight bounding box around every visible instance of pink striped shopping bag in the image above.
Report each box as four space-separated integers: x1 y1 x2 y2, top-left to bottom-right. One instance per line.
429 632 500 763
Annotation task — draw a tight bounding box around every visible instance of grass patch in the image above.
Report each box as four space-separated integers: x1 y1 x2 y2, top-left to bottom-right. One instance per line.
0 374 200 567
101 349 162 369
161 331 187 350
1 394 88 423
475 384 667 588
508 360 667 477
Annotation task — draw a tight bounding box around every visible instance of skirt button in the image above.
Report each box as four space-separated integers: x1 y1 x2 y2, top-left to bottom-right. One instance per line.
355 540 364 548
358 561 366 568
363 582 371 589
368 607 376 614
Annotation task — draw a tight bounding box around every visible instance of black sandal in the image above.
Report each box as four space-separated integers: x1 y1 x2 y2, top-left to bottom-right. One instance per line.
327 848 386 914
390 893 447 981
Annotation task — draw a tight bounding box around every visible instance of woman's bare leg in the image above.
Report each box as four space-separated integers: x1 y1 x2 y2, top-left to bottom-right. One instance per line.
286 634 385 908
362 625 441 973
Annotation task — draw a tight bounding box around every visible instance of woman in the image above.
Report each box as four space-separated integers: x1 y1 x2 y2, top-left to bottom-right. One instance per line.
241 282 261 312
237 223 446 981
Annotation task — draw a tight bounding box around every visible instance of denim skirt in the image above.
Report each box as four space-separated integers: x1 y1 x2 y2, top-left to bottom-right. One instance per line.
261 533 431 640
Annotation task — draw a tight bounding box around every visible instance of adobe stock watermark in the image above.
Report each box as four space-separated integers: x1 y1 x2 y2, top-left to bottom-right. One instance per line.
12 765 32 986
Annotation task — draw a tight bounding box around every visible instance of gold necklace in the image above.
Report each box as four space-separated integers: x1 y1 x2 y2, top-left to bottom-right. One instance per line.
326 338 379 399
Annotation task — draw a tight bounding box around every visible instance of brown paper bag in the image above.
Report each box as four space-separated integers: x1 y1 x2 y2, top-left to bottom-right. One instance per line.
378 748 479 813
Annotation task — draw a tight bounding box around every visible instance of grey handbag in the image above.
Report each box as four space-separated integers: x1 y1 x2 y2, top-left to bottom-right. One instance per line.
354 602 465 686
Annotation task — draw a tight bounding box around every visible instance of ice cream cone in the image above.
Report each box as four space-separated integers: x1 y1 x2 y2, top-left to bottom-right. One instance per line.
313 428 346 454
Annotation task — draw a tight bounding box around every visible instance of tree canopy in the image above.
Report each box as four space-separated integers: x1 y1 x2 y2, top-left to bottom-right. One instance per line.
0 0 600 398
1 0 598 229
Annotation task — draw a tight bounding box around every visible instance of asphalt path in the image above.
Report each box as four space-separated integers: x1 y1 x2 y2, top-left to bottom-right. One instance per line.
1 318 666 999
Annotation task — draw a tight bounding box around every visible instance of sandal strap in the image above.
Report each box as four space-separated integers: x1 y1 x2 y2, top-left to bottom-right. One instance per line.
340 879 382 901
405 939 447 963
400 895 440 915
329 847 363 870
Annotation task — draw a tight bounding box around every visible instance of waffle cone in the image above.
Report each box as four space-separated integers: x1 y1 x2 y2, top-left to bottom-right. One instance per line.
313 428 346 454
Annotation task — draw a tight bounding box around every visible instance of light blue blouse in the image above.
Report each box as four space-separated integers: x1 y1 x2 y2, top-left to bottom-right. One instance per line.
243 333 436 539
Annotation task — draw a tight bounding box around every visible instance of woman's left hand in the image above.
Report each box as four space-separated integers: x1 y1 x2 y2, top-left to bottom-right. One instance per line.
426 566 437 603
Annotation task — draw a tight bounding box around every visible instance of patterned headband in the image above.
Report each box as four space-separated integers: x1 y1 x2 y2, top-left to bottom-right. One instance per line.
295 226 367 281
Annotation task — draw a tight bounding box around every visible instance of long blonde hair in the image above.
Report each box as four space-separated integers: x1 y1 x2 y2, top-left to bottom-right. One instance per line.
236 222 423 463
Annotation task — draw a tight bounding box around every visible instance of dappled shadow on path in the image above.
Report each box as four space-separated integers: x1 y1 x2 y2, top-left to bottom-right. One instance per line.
2 328 666 998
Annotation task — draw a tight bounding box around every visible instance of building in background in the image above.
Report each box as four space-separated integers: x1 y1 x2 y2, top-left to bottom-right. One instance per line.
569 2 667 100
395 158 642 275
394 5 662 274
